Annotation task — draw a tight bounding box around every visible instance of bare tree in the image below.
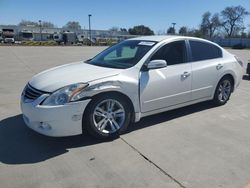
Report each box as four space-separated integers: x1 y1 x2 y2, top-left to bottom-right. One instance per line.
157 30 166 35
248 24 250 38
42 21 55 28
18 20 38 27
18 20 55 28
63 21 81 30
200 12 221 38
221 5 249 37
187 28 203 37
109 27 119 32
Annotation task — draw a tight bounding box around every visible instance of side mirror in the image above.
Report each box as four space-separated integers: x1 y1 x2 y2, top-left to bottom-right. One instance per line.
85 58 92 62
147 60 167 70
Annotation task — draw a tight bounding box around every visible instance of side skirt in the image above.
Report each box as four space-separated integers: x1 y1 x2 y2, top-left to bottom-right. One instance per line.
135 96 213 122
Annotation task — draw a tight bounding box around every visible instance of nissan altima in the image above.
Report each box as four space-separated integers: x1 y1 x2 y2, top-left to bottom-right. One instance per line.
21 36 244 139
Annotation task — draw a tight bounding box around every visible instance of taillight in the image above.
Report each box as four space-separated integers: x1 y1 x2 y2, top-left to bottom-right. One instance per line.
234 56 244 67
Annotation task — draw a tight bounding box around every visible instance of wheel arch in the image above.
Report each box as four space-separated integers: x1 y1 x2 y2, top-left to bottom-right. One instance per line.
82 91 136 125
215 73 235 94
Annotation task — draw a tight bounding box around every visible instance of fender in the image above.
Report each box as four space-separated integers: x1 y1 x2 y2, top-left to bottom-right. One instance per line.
212 70 236 98
82 74 141 121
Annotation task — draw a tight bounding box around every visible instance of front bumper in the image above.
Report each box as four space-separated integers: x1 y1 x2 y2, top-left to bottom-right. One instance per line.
20 95 91 137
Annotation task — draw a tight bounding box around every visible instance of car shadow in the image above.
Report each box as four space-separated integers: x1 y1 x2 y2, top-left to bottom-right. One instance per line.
0 101 216 165
129 101 215 132
0 115 105 164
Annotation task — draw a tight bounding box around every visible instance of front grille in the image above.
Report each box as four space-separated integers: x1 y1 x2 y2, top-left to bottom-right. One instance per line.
23 84 49 100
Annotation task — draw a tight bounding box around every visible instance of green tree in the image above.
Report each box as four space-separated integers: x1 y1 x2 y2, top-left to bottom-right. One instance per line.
120 28 127 32
167 27 175 34
128 25 154 35
179 26 188 35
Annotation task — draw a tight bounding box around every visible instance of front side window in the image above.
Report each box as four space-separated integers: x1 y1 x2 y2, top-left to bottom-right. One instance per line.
150 41 187 66
87 40 156 69
189 40 222 62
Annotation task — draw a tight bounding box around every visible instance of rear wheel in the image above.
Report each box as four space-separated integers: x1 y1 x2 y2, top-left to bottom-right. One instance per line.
84 94 131 139
213 77 233 106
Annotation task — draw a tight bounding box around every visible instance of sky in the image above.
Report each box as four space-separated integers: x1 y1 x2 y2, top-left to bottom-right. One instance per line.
0 0 249 32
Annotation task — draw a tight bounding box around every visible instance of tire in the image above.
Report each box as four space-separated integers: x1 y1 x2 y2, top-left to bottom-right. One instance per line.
213 76 233 106
83 93 132 139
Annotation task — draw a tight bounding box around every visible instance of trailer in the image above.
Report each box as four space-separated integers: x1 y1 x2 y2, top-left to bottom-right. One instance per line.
62 32 77 45
2 28 15 43
53 33 63 44
19 30 34 41
77 34 85 44
53 32 77 45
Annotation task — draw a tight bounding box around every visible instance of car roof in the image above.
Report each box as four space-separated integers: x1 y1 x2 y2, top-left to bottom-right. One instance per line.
128 35 210 43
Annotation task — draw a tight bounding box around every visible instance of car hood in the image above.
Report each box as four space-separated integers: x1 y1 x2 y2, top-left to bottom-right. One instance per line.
29 62 122 92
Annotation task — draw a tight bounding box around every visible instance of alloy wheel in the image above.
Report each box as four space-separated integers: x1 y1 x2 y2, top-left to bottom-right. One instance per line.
218 79 231 103
93 99 125 134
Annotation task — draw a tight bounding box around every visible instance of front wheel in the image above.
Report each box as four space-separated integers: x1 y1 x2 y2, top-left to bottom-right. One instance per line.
213 77 233 106
84 94 131 139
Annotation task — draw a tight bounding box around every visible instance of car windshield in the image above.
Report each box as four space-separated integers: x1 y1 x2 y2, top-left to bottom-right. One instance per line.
87 40 156 69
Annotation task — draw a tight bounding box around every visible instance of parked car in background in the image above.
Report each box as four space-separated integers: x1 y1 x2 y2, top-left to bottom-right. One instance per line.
247 62 250 77
21 36 244 139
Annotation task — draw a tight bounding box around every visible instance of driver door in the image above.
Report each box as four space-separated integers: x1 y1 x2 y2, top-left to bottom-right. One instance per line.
140 40 192 112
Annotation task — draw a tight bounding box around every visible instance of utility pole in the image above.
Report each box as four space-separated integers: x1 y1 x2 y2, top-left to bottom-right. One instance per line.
39 20 42 45
88 14 92 46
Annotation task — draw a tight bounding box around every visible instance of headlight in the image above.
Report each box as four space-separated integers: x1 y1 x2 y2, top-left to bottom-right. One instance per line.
42 83 89 106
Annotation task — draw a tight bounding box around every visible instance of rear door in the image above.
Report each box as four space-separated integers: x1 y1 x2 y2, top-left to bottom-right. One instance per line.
188 40 223 100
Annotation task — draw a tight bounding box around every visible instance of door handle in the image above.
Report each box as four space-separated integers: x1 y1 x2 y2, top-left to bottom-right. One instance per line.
216 64 223 70
181 71 191 78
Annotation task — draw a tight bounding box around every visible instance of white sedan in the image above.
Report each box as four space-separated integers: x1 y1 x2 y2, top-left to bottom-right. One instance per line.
21 36 244 139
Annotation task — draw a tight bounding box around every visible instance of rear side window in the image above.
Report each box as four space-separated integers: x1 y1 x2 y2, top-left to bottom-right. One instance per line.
151 41 187 66
189 41 222 62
